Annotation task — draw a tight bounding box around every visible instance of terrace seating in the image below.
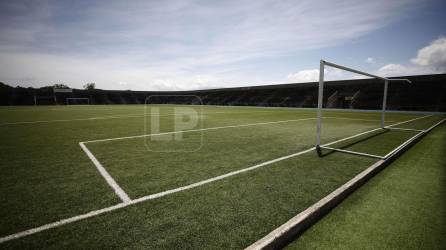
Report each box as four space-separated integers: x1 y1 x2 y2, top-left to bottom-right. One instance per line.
1 74 445 111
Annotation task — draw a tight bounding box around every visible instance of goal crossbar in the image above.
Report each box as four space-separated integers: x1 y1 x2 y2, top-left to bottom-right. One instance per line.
316 59 411 153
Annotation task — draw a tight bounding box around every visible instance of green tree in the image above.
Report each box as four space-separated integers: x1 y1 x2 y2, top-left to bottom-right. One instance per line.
53 83 70 89
83 82 95 90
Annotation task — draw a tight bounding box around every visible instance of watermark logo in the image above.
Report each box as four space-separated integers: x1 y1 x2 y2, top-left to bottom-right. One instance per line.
144 95 203 152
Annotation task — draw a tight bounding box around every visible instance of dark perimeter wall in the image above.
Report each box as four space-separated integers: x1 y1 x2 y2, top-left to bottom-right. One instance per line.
1 74 445 111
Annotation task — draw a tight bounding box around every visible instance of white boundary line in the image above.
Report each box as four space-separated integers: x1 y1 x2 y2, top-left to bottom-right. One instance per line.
320 146 385 159
81 116 393 191
383 118 445 159
323 116 395 123
322 115 432 148
246 117 446 250
0 115 435 244
1 104 445 115
82 116 426 203
244 159 382 250
0 109 304 126
318 115 432 159
0 147 315 244
79 142 131 203
131 147 316 203
0 108 399 126
386 127 424 132
79 117 317 202
82 117 317 144
82 116 390 144
383 132 423 159
0 114 147 126
0 112 214 126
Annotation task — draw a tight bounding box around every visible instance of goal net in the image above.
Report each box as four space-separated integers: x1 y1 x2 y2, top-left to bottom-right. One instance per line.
312 60 444 160
66 98 90 105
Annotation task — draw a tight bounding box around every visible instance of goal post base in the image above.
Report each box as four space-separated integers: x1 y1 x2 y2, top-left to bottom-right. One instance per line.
316 145 322 157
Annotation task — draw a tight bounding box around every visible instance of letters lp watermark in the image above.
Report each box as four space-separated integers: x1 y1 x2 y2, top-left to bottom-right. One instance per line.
144 95 204 152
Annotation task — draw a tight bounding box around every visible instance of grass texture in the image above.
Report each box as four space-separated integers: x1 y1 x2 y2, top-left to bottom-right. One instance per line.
0 105 443 249
287 123 446 250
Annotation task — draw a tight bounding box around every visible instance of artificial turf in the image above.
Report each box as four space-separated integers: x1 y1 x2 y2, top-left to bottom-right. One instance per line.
0 105 443 248
286 123 446 250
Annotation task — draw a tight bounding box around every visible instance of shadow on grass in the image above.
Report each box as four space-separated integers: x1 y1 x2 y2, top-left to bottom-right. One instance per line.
317 128 390 157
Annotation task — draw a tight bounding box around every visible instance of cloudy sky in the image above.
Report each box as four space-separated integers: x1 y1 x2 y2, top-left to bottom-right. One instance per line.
0 0 445 90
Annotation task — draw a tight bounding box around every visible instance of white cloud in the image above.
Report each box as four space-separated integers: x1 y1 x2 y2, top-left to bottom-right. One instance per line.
287 69 319 82
0 0 420 90
376 63 435 77
289 37 446 82
377 64 411 76
366 57 376 64
287 68 353 82
410 37 446 72
377 37 446 77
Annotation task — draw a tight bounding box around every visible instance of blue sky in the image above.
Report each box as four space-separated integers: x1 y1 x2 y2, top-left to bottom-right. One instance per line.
0 0 445 90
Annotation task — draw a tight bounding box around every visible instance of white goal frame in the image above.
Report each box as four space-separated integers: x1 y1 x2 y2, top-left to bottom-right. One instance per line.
316 60 411 157
66 98 90 105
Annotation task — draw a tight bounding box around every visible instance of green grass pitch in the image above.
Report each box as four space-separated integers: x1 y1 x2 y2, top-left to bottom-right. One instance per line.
0 105 444 249
287 122 446 250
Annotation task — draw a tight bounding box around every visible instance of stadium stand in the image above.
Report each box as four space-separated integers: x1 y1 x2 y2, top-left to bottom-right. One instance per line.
1 74 445 111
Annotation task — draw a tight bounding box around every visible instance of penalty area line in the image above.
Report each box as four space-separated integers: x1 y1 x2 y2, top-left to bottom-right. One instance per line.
0 110 290 126
0 147 316 244
79 142 131 203
81 116 390 144
81 117 318 143
0 115 433 244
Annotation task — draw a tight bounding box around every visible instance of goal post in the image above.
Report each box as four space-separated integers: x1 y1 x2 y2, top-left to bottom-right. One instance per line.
315 60 411 154
66 98 90 105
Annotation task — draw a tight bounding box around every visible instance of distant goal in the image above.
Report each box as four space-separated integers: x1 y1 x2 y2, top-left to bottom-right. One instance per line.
66 98 90 105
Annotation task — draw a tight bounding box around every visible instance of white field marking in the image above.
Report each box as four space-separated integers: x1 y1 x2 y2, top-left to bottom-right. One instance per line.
246 118 446 250
197 104 446 115
383 131 424 159
320 115 432 160
244 159 386 250
79 117 317 189
0 112 185 126
82 117 317 144
0 105 150 112
324 116 396 123
0 109 291 126
320 146 385 159
130 146 316 202
82 116 393 144
322 115 432 148
79 142 131 203
3 104 442 116
385 127 424 132
0 106 404 126
86 116 397 165
0 115 433 244
383 118 445 159
0 147 317 244
0 202 129 243
0 114 144 126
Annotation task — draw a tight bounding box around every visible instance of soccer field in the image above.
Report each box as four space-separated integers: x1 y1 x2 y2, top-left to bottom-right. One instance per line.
0 105 444 249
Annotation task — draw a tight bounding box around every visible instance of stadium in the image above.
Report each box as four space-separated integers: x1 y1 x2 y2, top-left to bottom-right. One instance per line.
1 1 445 249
